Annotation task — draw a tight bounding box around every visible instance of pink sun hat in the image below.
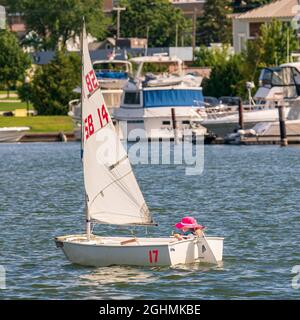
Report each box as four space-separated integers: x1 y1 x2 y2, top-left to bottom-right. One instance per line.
175 216 205 229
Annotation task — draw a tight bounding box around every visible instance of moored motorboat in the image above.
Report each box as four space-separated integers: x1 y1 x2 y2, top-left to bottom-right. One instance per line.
0 127 30 142
202 63 300 137
113 55 206 141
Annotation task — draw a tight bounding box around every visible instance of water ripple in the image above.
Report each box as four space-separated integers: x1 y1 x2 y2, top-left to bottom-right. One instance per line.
0 143 300 299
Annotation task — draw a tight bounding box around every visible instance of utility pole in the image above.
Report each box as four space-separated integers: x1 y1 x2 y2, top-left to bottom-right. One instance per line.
145 25 150 56
192 8 197 61
287 29 290 63
113 7 126 39
175 24 178 47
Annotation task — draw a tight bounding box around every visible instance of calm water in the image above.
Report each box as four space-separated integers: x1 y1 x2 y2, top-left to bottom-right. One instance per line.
0 142 300 299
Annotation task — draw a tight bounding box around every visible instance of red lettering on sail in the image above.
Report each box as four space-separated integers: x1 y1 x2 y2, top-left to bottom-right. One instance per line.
85 74 93 93
89 70 98 90
85 70 98 93
97 104 109 128
84 114 94 140
101 104 109 125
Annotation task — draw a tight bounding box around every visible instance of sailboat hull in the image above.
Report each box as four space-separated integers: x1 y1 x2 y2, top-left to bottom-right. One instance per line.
55 235 223 267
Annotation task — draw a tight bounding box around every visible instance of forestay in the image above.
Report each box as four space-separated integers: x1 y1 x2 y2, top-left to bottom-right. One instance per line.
81 25 152 226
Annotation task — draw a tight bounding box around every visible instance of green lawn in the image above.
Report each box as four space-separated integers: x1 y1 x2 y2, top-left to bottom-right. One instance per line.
0 116 74 133
0 97 21 101
0 102 34 112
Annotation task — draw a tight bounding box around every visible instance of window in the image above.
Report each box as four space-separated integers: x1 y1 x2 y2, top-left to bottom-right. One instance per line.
182 120 190 125
292 68 300 85
128 120 144 124
249 23 263 38
162 121 171 125
124 92 140 105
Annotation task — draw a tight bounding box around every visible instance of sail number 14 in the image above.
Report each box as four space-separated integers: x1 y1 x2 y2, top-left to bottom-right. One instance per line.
84 104 109 140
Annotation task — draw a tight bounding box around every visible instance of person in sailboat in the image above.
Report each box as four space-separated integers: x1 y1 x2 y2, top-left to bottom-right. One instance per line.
173 216 205 240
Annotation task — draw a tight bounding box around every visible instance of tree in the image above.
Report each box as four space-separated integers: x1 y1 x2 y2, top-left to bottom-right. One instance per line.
117 0 192 47
203 54 245 97
194 45 230 67
194 20 299 99
0 29 31 96
257 19 298 66
197 0 232 45
194 46 245 97
27 50 80 115
13 0 109 50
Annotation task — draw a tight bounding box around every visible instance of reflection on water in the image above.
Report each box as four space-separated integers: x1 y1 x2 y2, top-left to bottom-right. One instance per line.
80 266 156 285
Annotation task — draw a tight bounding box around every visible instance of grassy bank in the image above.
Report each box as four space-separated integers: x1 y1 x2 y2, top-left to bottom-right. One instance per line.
0 116 74 133
0 102 34 112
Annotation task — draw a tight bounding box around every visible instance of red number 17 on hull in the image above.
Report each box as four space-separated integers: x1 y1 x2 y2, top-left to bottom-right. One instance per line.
148 249 159 264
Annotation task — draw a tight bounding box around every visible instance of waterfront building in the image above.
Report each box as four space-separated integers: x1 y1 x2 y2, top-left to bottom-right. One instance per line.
232 0 299 53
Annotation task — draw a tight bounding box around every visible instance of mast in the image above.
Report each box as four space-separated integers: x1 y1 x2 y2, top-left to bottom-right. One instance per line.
81 18 91 240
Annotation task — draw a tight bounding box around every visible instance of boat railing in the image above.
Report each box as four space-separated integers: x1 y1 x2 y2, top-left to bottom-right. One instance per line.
204 101 281 117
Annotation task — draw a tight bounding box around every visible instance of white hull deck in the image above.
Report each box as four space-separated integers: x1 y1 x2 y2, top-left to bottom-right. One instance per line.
0 127 30 142
55 235 223 267
202 107 291 137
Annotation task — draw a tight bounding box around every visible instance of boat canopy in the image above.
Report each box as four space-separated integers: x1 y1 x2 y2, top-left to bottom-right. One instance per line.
259 66 300 87
258 65 300 98
143 89 203 108
95 71 128 79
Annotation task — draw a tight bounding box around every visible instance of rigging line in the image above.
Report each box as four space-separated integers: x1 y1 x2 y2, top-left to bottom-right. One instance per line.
108 155 128 171
89 168 134 206
92 144 147 212
109 165 149 215
85 133 149 215
91 163 149 221
103 167 149 219
86 145 142 210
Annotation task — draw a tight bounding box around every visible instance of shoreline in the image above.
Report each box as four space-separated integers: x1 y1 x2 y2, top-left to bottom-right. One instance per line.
19 132 77 142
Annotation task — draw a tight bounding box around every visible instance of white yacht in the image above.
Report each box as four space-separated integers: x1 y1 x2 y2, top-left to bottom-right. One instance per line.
201 63 300 137
0 127 30 142
113 55 206 141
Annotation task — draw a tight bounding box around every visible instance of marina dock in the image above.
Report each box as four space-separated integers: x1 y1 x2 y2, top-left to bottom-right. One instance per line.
207 135 300 145
19 132 76 143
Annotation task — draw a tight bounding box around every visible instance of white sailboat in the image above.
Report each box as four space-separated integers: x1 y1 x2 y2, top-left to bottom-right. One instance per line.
55 23 224 267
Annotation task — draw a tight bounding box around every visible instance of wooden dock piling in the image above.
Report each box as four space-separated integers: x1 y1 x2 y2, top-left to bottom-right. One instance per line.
238 98 244 130
278 104 288 147
171 108 179 143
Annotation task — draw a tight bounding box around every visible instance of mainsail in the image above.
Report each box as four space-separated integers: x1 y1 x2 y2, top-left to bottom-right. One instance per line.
81 25 152 226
